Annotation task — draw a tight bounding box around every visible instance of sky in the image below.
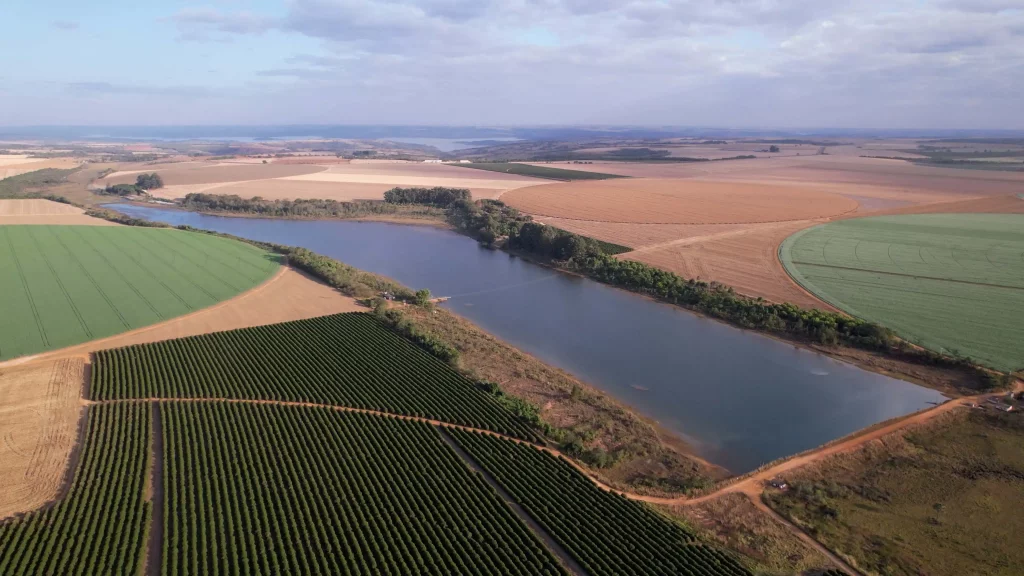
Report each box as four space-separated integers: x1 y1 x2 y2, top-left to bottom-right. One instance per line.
1 0 1022 129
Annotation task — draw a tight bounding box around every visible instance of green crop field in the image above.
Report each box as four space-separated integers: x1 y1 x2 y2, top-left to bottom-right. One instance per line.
457 162 627 181
780 214 1024 371
92 313 541 440
449 428 752 576
0 225 280 361
0 403 150 576
162 402 566 576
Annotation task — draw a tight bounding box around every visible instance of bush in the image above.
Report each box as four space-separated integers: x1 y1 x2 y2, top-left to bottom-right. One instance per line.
383 186 471 208
135 173 164 190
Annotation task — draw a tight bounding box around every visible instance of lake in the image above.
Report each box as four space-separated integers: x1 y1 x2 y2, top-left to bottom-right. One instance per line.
108 204 947 473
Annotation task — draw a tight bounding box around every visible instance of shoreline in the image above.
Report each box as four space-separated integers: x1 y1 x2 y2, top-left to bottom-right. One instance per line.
119 199 451 228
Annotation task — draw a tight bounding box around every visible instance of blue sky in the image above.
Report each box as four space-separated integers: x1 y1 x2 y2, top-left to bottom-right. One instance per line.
1 1 1022 128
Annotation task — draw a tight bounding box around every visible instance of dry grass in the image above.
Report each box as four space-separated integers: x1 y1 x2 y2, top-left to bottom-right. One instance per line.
766 409 1024 576
0 158 80 180
0 358 84 519
666 493 834 576
501 178 858 224
0 199 119 225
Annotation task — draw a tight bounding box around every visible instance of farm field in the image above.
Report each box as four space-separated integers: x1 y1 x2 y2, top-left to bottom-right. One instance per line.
500 179 858 224
0 358 83 519
458 162 627 180
0 199 118 226
91 312 541 440
449 428 753 576
162 402 566 575
0 225 280 361
7 267 360 362
0 402 150 576
0 156 80 180
781 214 1024 371
766 409 1024 576
101 163 325 187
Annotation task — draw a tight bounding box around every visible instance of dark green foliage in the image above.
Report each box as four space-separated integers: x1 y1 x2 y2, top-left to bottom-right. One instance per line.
181 192 443 219
0 403 150 575
383 186 471 207
101 183 144 196
92 313 541 441
456 162 626 181
448 429 752 576
163 403 567 576
134 173 164 190
447 200 629 255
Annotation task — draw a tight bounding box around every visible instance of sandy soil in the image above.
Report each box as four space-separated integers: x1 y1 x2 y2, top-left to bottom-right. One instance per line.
0 199 119 226
0 158 80 180
861 192 1024 217
623 219 832 308
0 267 360 370
501 178 858 224
533 218 748 249
101 163 326 186
0 358 84 519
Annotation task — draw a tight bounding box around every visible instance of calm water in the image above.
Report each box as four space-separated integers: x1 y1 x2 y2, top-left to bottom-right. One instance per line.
110 204 946 473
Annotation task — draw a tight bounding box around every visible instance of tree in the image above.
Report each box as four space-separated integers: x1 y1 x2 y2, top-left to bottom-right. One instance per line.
135 173 164 190
414 289 432 306
769 145 781 153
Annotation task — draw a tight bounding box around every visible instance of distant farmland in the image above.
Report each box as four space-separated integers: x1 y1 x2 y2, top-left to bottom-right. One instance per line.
0 226 280 361
457 162 627 181
781 214 1024 372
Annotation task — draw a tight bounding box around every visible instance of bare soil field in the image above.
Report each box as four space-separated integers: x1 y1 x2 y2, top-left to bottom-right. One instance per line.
0 267 360 370
532 218 748 248
0 358 83 519
623 219 832 309
281 169 543 193
101 163 325 187
0 199 118 226
863 192 1024 217
501 178 858 224
0 157 80 180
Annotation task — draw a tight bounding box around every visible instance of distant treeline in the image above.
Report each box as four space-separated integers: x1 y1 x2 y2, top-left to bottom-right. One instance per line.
181 192 445 219
446 198 630 255
382 186 471 207
446 198 1006 388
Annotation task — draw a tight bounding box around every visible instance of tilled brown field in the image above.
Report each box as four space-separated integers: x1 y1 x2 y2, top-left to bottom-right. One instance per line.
622 220 832 309
0 199 119 225
0 358 83 519
502 178 858 224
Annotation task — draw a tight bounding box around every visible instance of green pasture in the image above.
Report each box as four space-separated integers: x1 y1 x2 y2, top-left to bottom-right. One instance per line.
0 225 280 361
780 214 1024 372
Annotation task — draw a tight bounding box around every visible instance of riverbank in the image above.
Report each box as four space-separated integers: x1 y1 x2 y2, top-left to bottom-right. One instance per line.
400 305 727 494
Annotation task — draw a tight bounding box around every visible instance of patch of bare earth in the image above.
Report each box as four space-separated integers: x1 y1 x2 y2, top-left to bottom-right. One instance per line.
0 358 84 519
400 306 726 495
501 178 858 224
666 493 835 575
0 199 119 226
623 219 834 309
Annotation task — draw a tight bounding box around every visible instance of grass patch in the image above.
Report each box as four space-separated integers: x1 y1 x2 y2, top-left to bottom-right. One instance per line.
781 214 1024 372
0 168 79 200
456 162 627 181
0 225 280 360
766 409 1024 576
